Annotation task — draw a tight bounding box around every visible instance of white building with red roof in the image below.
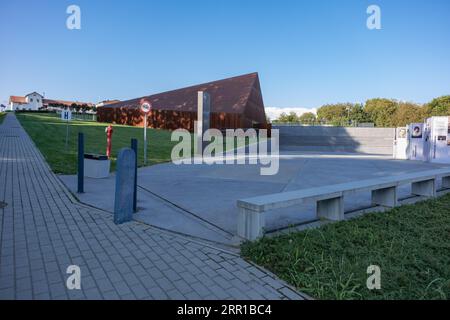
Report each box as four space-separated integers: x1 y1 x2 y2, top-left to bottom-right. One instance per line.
9 92 44 111
8 92 95 111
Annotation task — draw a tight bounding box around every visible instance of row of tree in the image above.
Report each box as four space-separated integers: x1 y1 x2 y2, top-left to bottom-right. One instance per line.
274 111 317 124
273 95 450 127
45 103 97 112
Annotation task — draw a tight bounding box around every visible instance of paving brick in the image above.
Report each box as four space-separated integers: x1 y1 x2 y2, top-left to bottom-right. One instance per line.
0 113 304 301
147 286 168 299
84 287 103 300
96 278 115 292
16 290 34 300
112 281 132 296
129 283 149 299
0 287 15 299
279 287 304 300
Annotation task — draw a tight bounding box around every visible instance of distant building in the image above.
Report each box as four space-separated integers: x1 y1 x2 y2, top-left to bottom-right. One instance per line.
8 92 94 111
0 104 6 112
96 100 121 108
9 92 44 111
43 99 94 110
97 72 268 131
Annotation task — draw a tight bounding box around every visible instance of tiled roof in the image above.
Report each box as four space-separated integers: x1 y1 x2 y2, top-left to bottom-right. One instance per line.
9 96 27 104
99 73 260 114
25 92 44 98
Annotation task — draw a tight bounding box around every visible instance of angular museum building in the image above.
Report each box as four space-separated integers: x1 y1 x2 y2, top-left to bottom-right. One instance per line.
96 73 268 131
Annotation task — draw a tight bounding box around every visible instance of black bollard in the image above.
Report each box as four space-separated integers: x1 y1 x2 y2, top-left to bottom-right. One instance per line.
77 133 84 193
131 138 138 212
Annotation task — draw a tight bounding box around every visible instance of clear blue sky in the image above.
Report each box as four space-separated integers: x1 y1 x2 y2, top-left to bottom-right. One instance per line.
1 0 449 109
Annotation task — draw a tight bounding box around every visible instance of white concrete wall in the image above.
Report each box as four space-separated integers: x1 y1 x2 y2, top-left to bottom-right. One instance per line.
10 102 32 111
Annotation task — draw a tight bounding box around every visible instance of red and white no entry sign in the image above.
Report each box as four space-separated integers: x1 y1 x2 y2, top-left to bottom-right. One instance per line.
140 101 152 114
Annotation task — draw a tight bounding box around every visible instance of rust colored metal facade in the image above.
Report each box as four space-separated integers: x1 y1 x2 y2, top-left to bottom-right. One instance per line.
97 73 268 132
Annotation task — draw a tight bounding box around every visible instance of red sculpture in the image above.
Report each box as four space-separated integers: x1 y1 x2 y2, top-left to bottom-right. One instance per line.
105 125 113 158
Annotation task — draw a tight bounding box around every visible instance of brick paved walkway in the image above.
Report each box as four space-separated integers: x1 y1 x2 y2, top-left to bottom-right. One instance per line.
0 113 304 300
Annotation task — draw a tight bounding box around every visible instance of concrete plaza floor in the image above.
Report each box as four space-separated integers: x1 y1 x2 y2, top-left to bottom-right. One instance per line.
60 150 449 246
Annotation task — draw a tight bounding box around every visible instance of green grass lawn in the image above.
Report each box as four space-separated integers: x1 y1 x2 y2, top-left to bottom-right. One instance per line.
16 112 254 174
17 113 179 174
0 112 6 124
241 195 450 300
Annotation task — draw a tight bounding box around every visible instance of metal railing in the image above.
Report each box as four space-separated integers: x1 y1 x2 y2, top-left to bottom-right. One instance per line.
271 121 374 127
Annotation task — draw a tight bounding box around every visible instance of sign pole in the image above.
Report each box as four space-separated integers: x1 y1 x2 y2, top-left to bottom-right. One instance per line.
139 100 152 166
144 113 148 166
62 109 72 150
65 119 69 150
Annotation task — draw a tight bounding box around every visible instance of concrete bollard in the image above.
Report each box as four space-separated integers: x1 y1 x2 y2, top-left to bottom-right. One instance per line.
114 148 136 224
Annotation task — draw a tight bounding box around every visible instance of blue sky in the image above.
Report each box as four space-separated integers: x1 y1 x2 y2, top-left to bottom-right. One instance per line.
0 0 449 110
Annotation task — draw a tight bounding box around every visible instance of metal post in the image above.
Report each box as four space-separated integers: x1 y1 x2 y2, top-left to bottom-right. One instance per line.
144 114 148 165
77 132 84 193
131 138 138 212
65 119 69 150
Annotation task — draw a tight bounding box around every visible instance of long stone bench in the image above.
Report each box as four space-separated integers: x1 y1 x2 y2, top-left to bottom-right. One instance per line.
237 168 450 240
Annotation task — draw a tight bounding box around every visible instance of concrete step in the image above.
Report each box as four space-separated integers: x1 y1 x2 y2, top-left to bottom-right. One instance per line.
280 145 393 155
274 126 395 155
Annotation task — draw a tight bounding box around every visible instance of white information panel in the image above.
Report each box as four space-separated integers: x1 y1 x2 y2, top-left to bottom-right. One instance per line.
408 123 425 161
423 120 432 162
393 127 408 160
427 116 450 164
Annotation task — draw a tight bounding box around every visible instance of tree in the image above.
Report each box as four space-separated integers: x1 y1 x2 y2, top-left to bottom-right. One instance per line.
299 112 316 124
364 98 398 127
316 103 354 125
349 103 370 124
424 95 450 117
392 102 425 126
275 112 288 122
81 104 90 112
70 103 80 112
286 111 299 122
316 103 372 126
271 94 450 127
276 111 299 123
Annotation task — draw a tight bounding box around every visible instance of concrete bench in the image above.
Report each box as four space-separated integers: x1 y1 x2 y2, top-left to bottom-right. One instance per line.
237 168 450 240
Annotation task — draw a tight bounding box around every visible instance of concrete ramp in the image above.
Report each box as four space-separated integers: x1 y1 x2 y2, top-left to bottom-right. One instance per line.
275 126 395 155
